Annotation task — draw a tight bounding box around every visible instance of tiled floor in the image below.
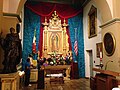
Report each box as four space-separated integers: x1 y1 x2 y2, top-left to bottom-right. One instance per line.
20 78 91 90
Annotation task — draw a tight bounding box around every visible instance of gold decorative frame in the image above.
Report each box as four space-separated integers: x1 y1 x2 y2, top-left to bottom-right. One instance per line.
42 11 69 57
96 42 103 58
88 5 97 38
103 32 116 56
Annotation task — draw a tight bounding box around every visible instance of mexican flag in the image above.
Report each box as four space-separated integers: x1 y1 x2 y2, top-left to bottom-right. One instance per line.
32 28 36 54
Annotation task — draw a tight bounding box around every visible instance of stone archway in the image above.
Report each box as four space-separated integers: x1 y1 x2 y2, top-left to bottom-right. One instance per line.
20 0 112 24
4 0 113 28
93 0 112 23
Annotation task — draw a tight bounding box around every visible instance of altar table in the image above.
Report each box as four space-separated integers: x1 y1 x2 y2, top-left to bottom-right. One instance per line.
41 65 71 78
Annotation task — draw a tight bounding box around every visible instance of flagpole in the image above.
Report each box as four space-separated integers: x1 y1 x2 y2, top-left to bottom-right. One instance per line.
74 28 77 40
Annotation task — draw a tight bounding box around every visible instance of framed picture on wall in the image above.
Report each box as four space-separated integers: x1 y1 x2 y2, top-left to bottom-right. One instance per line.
88 5 97 38
96 42 103 58
103 32 116 56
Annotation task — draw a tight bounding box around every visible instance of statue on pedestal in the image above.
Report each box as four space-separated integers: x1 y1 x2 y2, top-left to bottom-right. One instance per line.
0 25 22 73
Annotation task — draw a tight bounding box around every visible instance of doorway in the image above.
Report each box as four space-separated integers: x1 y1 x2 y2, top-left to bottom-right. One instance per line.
87 50 93 77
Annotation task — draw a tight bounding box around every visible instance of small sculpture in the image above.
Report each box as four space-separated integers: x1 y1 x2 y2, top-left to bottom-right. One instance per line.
0 26 22 73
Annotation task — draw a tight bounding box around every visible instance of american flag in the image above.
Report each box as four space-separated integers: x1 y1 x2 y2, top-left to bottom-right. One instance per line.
74 28 78 56
74 40 78 56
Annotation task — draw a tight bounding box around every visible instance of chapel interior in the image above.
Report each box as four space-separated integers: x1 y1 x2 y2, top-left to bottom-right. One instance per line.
0 0 120 90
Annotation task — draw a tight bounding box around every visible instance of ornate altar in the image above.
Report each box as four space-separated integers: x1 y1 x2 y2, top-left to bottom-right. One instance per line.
42 11 69 58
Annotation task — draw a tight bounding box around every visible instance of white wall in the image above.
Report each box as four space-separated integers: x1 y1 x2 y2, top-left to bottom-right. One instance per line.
3 0 20 13
83 0 103 77
3 0 9 12
106 0 113 17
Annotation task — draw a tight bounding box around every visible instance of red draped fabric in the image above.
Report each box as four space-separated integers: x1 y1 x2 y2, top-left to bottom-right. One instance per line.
26 2 82 57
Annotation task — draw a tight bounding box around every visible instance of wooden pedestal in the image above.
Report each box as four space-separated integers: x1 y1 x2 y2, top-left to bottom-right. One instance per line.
71 62 79 79
30 69 38 82
0 72 20 90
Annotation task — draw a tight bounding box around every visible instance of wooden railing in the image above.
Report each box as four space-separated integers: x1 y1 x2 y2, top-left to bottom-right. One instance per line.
91 68 120 90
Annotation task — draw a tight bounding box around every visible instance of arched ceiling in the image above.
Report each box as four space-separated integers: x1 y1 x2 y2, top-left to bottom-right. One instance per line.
27 0 90 9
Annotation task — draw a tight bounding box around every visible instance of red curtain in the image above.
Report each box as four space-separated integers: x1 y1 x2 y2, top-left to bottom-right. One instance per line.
26 2 82 57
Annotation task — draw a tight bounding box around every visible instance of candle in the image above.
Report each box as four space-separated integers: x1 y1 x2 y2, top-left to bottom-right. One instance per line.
100 51 102 58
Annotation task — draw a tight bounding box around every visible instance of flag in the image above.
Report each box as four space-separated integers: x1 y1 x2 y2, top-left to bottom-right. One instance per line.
74 28 78 56
74 40 78 56
32 28 36 54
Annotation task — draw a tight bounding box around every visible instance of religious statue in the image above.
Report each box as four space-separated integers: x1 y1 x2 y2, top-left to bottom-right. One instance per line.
0 26 22 73
52 35 58 52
